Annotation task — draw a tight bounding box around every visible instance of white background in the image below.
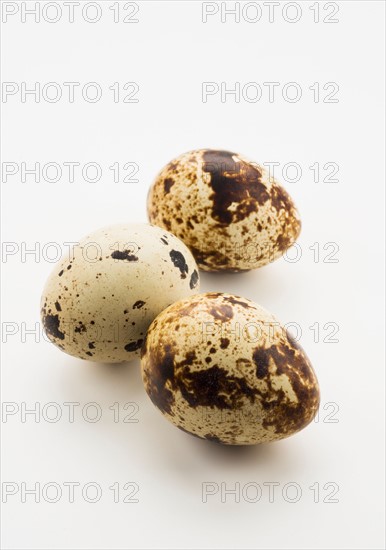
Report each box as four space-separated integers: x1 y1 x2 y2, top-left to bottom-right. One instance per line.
1 1 385 549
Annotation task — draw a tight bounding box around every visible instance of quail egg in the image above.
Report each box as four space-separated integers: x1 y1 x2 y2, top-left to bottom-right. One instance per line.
41 223 200 363
141 292 319 445
147 149 301 271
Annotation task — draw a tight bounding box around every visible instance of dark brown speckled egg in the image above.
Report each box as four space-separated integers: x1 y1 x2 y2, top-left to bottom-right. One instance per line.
147 149 301 272
141 292 320 445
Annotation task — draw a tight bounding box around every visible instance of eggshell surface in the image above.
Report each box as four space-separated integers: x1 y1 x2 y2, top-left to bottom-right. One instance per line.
147 149 301 271
41 224 200 363
141 292 319 445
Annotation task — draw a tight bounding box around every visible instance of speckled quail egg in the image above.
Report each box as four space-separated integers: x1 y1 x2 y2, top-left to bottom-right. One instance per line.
40 223 200 363
147 149 301 272
141 292 319 445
